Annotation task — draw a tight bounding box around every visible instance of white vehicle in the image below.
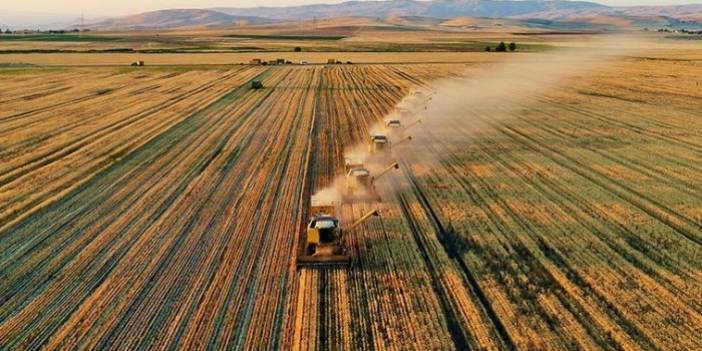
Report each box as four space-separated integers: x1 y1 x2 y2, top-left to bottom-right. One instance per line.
386 119 402 128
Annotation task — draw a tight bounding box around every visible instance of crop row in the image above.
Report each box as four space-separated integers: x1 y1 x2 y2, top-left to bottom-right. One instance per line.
1 64 469 350
393 59 702 350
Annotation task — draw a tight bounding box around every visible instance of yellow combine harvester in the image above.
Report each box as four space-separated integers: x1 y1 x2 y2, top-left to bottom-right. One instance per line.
344 162 399 201
385 119 421 134
369 134 389 154
297 196 380 267
345 167 372 195
385 119 402 129
344 155 365 173
369 134 412 154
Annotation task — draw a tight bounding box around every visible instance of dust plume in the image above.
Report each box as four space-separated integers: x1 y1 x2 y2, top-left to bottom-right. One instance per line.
382 34 650 193
311 181 343 207
313 35 650 205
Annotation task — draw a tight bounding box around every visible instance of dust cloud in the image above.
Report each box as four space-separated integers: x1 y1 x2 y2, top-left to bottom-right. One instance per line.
312 35 649 205
311 181 343 207
383 35 650 193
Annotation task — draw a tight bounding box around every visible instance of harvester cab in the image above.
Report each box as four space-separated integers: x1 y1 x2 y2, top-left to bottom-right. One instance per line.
369 134 389 154
344 156 365 173
386 119 402 129
345 167 372 195
297 196 381 268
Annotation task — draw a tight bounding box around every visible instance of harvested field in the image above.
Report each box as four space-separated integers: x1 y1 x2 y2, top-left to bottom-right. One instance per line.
0 51 503 66
1 54 702 351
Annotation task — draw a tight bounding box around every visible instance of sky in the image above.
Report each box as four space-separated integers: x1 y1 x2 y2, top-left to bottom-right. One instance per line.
1 0 700 17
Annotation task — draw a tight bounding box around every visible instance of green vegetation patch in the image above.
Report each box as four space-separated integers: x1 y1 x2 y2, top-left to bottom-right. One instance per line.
0 62 35 67
0 63 67 75
338 41 551 52
0 34 121 42
225 34 346 41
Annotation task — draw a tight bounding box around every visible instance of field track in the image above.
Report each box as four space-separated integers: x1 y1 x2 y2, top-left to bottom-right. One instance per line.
1 58 702 350
0 52 501 66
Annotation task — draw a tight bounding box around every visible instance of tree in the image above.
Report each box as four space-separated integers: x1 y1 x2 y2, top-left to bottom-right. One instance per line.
293 46 302 52
496 41 507 52
4 29 11 34
508 42 517 52
484 46 491 52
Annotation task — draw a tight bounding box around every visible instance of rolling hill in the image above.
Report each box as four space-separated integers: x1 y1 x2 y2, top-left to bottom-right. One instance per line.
86 9 275 30
214 0 607 21
58 1 702 31
514 4 702 29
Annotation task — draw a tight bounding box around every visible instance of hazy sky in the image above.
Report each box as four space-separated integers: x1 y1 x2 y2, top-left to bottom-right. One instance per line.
2 0 700 16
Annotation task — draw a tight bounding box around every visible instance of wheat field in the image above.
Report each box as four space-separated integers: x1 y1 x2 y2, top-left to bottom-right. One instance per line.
1 54 701 350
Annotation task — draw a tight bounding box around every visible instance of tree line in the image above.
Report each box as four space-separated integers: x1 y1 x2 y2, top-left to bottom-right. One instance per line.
485 41 517 52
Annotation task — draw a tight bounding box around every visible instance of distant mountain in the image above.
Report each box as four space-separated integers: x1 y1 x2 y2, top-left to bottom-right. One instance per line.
514 4 702 29
624 4 702 23
86 9 276 30
213 0 607 21
19 1 700 31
